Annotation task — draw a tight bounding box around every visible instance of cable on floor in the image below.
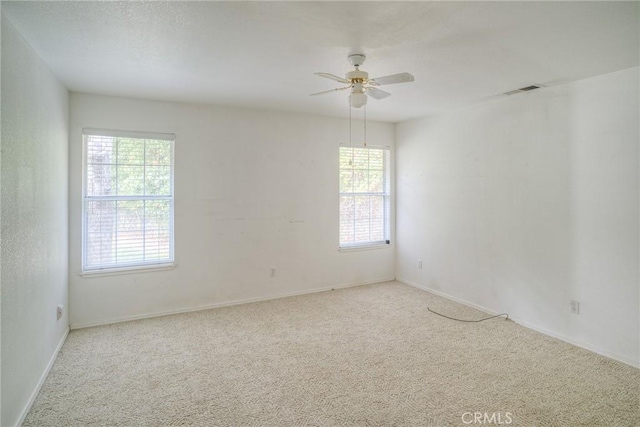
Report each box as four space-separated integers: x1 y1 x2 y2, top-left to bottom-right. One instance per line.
427 307 509 322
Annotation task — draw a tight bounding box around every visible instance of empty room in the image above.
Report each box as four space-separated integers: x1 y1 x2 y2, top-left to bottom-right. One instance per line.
1 1 638 426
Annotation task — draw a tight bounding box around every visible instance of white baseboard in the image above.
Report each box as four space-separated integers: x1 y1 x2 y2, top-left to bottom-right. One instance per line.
71 277 397 330
397 277 639 369
15 327 69 427
510 315 639 368
399 277 504 317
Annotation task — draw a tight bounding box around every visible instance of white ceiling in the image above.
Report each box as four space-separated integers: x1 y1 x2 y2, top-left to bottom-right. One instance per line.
2 1 638 122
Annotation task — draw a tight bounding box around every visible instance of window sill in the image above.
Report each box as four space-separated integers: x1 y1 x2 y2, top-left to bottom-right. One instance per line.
338 243 391 253
79 263 177 278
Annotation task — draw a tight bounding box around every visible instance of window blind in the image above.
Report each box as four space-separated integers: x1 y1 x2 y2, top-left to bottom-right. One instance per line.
83 132 174 271
339 146 390 247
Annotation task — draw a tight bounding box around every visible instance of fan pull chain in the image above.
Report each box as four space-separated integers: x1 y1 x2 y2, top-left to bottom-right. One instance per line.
349 101 352 147
364 104 367 147
349 101 353 166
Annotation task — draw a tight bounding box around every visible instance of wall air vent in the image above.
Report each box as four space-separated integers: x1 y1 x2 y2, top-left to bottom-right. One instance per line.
504 84 544 96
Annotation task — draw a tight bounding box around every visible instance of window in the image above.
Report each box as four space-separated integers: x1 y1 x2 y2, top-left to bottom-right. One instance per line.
339 146 390 248
82 129 174 272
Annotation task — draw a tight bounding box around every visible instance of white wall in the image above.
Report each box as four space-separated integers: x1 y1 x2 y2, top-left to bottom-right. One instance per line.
69 93 395 328
1 14 70 427
396 67 639 367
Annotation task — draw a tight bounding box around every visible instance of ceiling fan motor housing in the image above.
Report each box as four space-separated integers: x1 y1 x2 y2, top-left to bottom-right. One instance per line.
346 70 368 82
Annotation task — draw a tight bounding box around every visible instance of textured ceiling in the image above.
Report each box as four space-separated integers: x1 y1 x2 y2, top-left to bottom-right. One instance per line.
2 1 638 122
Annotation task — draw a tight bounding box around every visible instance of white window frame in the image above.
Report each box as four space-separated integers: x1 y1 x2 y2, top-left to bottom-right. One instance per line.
81 128 175 273
339 144 391 250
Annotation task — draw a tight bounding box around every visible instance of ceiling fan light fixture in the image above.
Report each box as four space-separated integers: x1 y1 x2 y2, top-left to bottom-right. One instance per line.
349 92 367 108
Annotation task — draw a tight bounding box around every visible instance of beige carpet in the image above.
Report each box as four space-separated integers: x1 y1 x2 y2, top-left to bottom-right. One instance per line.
25 281 639 426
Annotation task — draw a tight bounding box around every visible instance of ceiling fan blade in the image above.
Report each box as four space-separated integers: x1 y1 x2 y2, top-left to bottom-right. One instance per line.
369 72 414 86
365 87 391 100
309 86 352 96
315 72 350 84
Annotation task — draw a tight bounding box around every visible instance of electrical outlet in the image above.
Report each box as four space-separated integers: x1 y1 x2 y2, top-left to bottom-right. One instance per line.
570 300 580 315
270 268 276 278
56 304 64 320
418 260 423 269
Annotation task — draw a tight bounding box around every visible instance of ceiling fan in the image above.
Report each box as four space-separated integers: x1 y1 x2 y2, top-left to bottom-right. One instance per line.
310 54 414 108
